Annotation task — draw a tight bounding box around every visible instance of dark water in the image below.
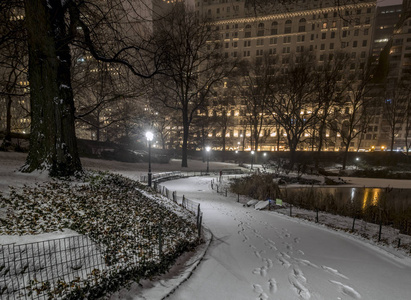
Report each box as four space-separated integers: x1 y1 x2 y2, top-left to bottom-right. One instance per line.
282 187 411 209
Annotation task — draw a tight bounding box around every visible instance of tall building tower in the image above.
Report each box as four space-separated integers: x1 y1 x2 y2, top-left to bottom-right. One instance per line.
195 0 377 152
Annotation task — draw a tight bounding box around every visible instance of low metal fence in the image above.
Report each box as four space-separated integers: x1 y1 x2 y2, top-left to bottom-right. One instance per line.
1 235 104 299
140 169 245 184
155 184 203 240
1 185 201 300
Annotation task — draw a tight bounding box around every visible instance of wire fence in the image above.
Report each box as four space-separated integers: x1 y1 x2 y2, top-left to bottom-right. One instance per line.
1 171 230 299
1 186 202 300
154 184 203 239
140 169 245 183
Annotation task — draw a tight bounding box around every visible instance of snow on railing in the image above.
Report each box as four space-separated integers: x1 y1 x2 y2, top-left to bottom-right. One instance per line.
154 183 203 240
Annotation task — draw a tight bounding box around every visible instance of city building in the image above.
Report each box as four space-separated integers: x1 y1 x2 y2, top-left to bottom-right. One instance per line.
194 0 379 152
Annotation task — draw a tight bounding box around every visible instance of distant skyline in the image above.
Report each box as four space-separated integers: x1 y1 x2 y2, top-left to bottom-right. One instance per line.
378 0 403 6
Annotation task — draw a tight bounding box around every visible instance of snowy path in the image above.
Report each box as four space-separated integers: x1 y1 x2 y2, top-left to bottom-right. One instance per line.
162 176 411 300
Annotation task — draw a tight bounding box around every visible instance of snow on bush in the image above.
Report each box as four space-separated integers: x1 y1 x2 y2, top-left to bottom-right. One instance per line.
0 172 200 298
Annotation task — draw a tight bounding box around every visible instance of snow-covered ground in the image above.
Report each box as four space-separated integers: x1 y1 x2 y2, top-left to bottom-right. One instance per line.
156 177 411 300
2 152 411 299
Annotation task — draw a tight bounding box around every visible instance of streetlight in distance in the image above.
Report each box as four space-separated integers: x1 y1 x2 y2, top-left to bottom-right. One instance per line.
146 131 154 187
251 150 255 170
206 146 211 174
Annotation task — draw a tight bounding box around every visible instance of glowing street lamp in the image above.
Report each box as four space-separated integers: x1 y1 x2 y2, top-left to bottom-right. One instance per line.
251 150 255 170
146 131 154 187
206 146 211 174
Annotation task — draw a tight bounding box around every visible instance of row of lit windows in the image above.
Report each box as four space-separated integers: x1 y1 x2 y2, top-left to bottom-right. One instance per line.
219 26 370 44
224 37 369 53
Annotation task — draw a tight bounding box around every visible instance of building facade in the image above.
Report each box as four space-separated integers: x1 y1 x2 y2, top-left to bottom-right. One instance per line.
192 0 379 152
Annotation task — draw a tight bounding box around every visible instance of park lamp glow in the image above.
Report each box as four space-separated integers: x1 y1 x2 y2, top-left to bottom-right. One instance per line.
146 131 154 142
205 146 211 174
146 131 154 187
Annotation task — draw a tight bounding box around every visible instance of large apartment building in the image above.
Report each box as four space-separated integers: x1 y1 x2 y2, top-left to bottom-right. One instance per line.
187 0 411 152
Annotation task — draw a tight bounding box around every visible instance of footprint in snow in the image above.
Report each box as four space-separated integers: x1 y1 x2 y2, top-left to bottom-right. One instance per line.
277 257 291 268
253 266 267 277
263 258 273 269
257 292 268 300
254 250 263 259
322 266 349 279
292 265 307 283
330 280 361 299
288 273 311 299
268 278 278 294
297 250 305 255
253 284 264 294
295 258 318 269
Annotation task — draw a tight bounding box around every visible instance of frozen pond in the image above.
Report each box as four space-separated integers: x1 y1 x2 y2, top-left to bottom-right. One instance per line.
283 186 411 208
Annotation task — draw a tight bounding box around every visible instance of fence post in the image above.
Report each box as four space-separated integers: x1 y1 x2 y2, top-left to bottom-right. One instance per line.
183 195 186 208
158 220 163 260
352 214 356 232
237 193 240 202
398 238 401 248
315 208 319 223
198 213 203 239
378 219 383 242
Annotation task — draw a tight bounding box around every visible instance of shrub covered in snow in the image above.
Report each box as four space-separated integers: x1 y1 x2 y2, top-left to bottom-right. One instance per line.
230 174 282 201
0 172 200 298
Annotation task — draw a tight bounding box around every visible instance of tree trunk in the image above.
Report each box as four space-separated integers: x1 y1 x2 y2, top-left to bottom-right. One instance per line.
342 143 350 170
276 128 280 151
5 95 12 142
289 147 296 170
222 128 226 162
390 132 395 153
181 113 189 167
22 0 82 176
317 122 326 152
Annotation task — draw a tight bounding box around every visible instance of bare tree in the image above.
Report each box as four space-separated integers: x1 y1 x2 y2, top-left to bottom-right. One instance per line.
268 53 318 168
237 55 276 152
314 53 350 154
0 0 28 146
20 0 163 176
73 59 144 142
380 82 410 152
150 103 179 150
330 63 376 169
211 90 236 161
153 4 233 167
405 94 411 156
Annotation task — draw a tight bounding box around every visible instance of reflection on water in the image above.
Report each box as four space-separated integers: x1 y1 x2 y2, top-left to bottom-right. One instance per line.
361 188 381 210
283 187 410 212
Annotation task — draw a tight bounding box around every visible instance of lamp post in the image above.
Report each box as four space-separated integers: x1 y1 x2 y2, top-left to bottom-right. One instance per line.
251 150 255 170
146 131 154 187
206 146 211 174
